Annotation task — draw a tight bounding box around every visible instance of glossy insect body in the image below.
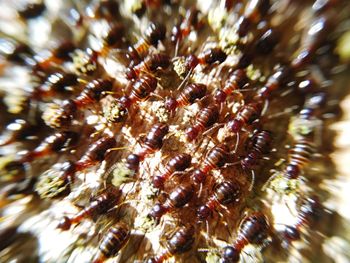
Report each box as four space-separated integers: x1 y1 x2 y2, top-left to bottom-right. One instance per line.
34 72 78 99
103 23 125 48
292 14 333 69
171 7 201 44
186 105 220 141
241 130 272 170
284 139 315 179
58 187 122 230
126 53 170 80
17 2 46 20
222 212 269 263
20 131 78 162
75 136 116 171
34 41 76 72
215 69 248 103
153 153 192 189
166 83 207 112
0 119 39 146
192 144 229 184
255 66 294 100
136 123 169 159
149 184 194 221
183 47 227 73
237 0 271 37
283 196 322 242
0 38 34 65
226 102 263 133
74 79 113 107
197 181 241 221
254 27 280 55
147 225 195 263
45 79 113 128
126 123 169 170
93 222 130 263
121 75 158 109
127 22 166 64
198 47 227 65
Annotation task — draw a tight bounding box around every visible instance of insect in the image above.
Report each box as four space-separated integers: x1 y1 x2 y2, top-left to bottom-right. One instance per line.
236 0 271 37
254 27 280 55
0 119 39 146
44 79 113 128
33 72 78 99
186 104 220 141
214 69 248 103
57 187 122 231
93 222 131 263
283 196 323 243
192 144 229 184
73 78 113 107
126 53 170 80
34 41 76 72
222 212 270 263
241 130 273 171
152 153 192 189
0 38 34 65
254 65 294 100
17 2 46 20
117 74 158 111
171 7 201 54
283 138 315 179
291 13 333 69
197 181 241 221
105 73 158 122
19 131 78 163
165 83 207 112
126 123 169 170
226 102 263 134
147 225 195 263
148 184 194 221
99 23 125 55
75 136 117 172
127 22 166 65
103 23 125 47
181 47 227 77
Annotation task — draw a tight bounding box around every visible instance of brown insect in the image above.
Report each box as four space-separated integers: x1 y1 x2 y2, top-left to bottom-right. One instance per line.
93 222 130 263
57 187 122 231
214 69 248 103
19 131 78 163
126 123 169 170
226 102 263 133
197 181 241 221
152 153 192 189
165 83 207 112
126 53 170 80
0 119 39 146
236 0 271 37
147 225 196 263
186 104 220 141
127 22 166 64
283 196 323 243
149 184 194 221
192 144 229 184
222 212 270 262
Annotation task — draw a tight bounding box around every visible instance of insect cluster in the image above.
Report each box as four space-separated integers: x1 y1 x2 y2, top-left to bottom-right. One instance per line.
0 0 349 262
